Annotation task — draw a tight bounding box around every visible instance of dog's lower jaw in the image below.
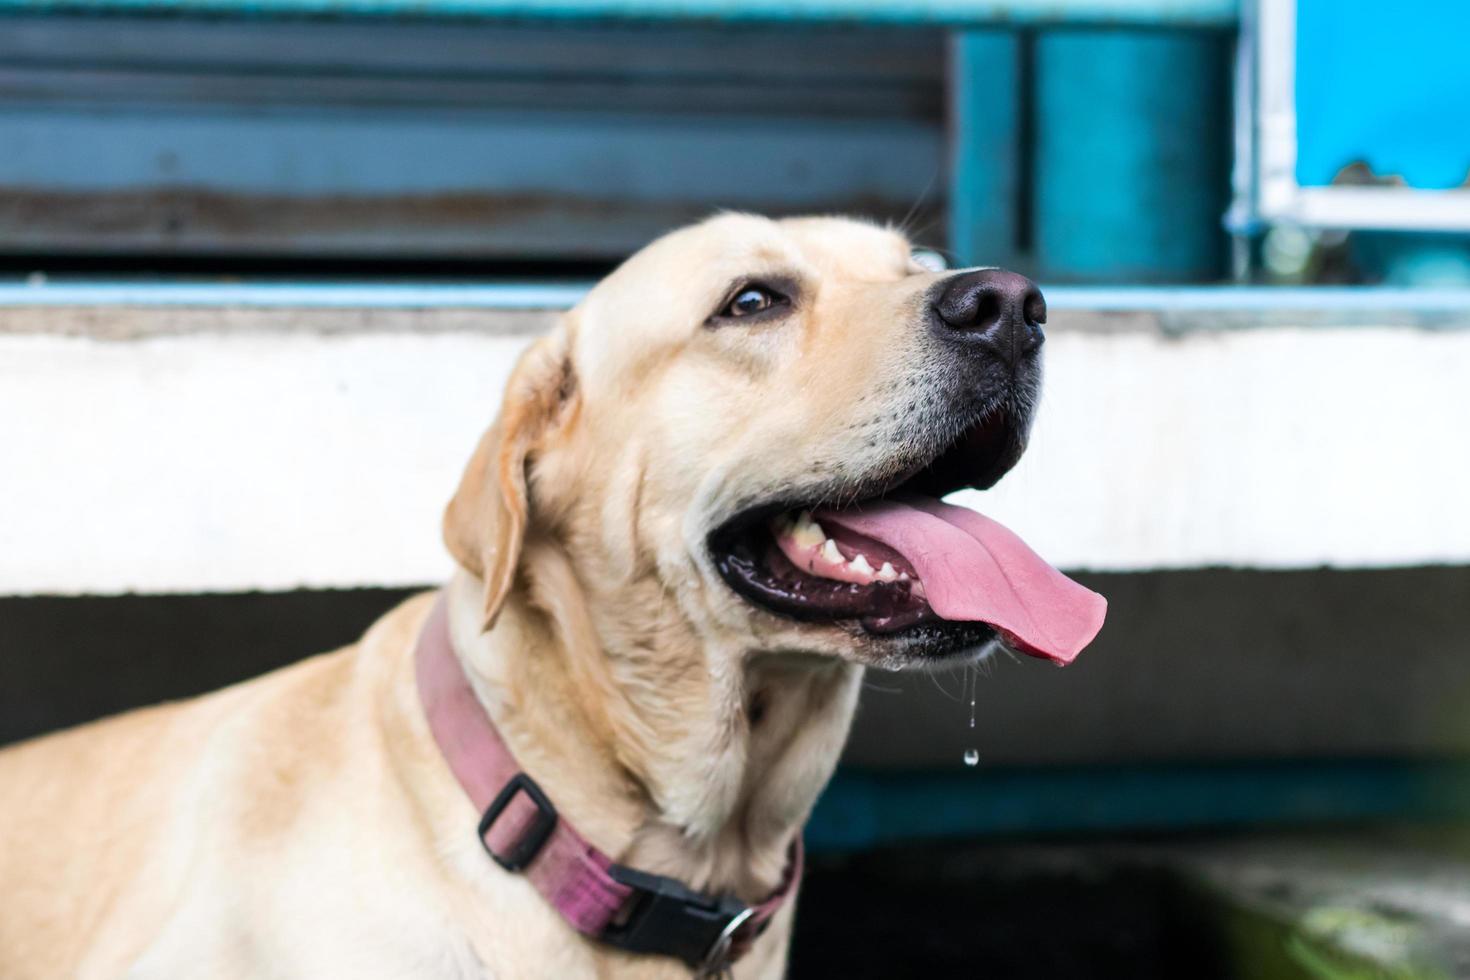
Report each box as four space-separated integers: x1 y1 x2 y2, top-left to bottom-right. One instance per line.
442 566 862 926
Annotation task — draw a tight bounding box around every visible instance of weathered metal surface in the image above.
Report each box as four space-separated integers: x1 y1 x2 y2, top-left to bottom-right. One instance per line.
0 17 946 259
0 186 944 262
0 17 945 114
0 187 940 260
0 0 1240 27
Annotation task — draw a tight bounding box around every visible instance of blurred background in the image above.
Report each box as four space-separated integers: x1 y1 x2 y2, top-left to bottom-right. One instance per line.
3 0 1470 975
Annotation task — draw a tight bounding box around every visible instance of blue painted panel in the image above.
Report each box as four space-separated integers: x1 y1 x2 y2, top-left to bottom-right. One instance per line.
0 105 941 256
1296 0 1470 190
947 30 1020 268
1033 29 1228 282
0 0 1239 26
0 108 937 202
0 17 949 257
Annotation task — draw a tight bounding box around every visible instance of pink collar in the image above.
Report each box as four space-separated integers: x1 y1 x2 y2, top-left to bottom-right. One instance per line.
414 595 802 975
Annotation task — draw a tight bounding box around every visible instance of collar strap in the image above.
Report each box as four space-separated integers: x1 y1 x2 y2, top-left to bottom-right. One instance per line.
414 595 802 974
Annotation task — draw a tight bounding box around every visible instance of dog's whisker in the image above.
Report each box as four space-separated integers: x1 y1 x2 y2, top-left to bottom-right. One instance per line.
894 165 942 240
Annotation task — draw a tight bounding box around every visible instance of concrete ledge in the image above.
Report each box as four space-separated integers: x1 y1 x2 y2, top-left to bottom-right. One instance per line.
3 287 1469 595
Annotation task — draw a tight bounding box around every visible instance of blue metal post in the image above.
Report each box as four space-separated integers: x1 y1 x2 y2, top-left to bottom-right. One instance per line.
947 30 1021 269
1033 29 1229 283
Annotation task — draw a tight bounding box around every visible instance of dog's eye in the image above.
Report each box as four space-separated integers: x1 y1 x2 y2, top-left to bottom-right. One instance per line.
911 248 948 273
719 284 785 319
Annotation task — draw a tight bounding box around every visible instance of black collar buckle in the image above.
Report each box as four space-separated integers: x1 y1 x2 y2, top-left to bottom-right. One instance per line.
602 863 753 974
478 772 558 872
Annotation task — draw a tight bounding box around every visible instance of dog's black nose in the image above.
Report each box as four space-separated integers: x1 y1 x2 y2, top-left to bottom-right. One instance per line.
932 269 1046 367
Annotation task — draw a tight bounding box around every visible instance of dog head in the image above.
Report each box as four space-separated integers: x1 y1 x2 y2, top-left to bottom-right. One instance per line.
445 213 1104 672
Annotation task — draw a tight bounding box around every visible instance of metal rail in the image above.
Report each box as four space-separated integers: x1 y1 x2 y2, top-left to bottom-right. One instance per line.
0 0 1239 26
2 280 1467 327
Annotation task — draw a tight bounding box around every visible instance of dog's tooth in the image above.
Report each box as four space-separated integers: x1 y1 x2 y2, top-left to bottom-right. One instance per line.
877 562 898 582
898 571 911 581
821 539 843 564
792 514 825 548
849 554 874 577
794 527 824 549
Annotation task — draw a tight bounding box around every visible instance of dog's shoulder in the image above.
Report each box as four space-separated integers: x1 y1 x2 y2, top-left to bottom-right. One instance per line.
0 593 438 977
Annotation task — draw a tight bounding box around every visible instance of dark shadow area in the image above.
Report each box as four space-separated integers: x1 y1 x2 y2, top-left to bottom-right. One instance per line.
0 587 416 747
846 564 1470 768
5 575 1470 976
6 566 1470 766
791 843 1229 979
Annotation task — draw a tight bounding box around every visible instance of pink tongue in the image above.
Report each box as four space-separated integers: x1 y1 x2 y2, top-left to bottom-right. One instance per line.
814 498 1106 664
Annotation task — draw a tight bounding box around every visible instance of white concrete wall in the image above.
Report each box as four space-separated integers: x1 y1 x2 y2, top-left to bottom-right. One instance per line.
3 314 1468 596
2 331 525 594
957 325 1470 571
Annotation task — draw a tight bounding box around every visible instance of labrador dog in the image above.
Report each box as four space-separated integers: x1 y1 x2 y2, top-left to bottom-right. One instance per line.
0 214 1103 979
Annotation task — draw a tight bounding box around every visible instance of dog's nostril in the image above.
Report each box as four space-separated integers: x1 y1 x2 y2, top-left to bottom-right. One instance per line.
932 268 1046 367
973 291 1002 332
1022 288 1046 328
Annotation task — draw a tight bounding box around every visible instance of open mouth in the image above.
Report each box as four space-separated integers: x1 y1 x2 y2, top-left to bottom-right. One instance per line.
709 409 1106 665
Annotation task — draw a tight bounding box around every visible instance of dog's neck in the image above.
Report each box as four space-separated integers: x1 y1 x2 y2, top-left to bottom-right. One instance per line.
443 555 863 901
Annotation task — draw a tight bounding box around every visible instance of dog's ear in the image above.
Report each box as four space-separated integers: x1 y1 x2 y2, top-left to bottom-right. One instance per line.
444 332 578 631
